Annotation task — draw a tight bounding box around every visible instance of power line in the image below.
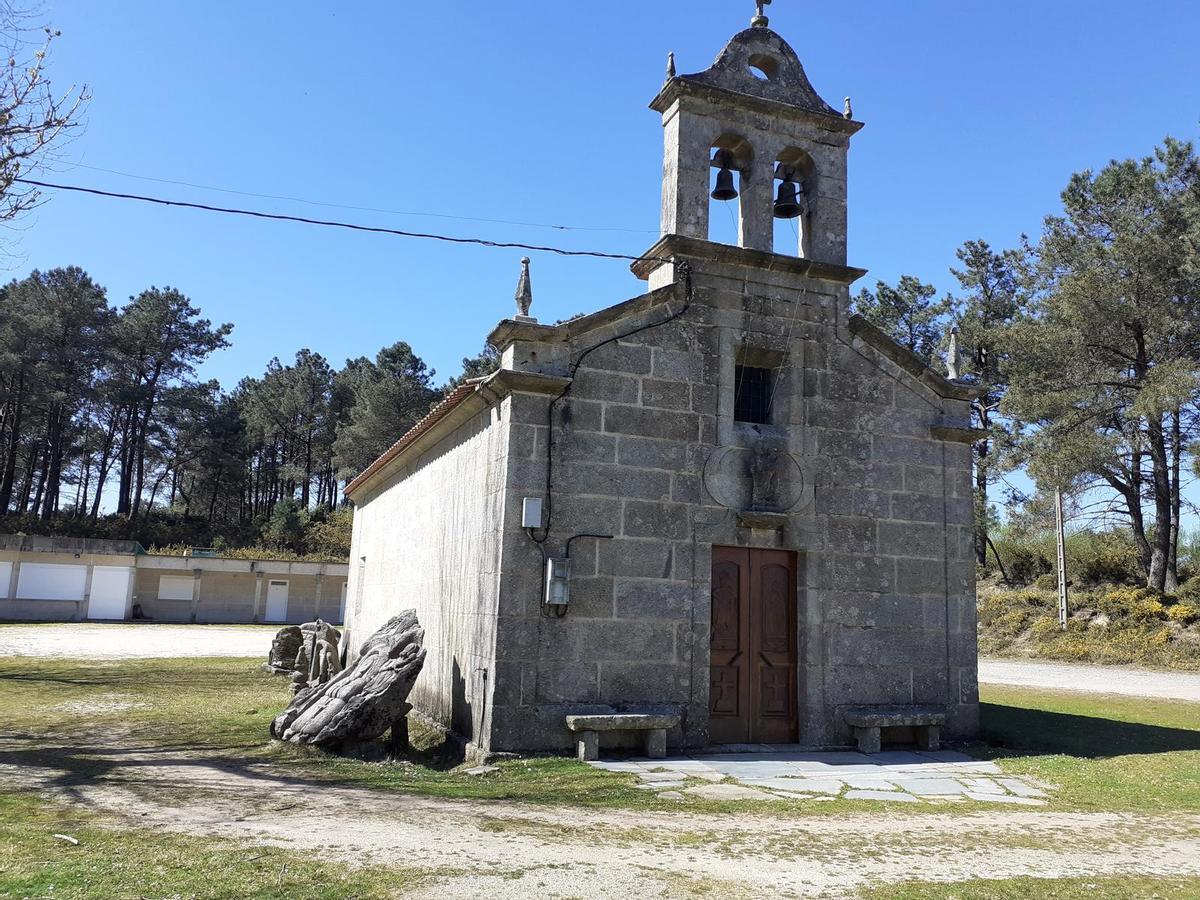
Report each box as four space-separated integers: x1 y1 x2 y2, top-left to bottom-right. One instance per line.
18 177 667 264
63 162 658 235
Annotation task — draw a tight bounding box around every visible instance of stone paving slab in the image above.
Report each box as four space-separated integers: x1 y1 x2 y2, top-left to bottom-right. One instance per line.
586 747 1051 806
683 783 777 801
845 789 920 803
742 777 843 795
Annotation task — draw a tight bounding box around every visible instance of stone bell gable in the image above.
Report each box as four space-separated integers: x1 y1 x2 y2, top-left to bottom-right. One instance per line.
343 11 980 757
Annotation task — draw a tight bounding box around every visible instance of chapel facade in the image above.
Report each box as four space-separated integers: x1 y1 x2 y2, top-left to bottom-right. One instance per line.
343 12 980 756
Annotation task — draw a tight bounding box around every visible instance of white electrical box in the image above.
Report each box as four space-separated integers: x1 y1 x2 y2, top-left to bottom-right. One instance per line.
545 558 570 606
522 497 544 529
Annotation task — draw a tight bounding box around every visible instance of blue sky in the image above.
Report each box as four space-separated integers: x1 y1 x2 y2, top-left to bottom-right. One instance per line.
11 1 1200 526
17 0 1200 383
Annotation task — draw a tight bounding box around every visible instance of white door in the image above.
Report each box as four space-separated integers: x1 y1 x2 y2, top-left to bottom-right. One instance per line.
338 581 348 623
88 566 132 620
265 580 289 623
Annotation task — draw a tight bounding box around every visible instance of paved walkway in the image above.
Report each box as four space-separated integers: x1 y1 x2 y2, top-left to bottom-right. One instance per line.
979 658 1200 702
590 748 1049 805
0 622 278 659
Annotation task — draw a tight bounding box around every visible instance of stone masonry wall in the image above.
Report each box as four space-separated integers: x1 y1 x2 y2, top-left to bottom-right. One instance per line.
345 404 510 747
488 262 978 753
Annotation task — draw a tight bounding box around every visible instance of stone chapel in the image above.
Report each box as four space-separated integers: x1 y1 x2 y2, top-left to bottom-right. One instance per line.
342 10 980 757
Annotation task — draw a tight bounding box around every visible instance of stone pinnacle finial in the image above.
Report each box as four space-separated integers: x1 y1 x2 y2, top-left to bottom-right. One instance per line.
844 96 853 120
514 256 533 320
752 0 772 27
947 325 962 380
666 51 676 80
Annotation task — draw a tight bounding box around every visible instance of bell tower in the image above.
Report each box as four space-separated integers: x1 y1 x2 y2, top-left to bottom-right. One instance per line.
642 6 862 279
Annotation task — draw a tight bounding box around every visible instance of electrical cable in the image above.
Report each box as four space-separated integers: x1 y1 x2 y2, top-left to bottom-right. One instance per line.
530 261 695 551
63 162 659 235
15 177 670 264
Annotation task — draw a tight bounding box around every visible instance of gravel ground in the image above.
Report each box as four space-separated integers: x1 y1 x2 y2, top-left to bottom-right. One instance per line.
979 658 1200 702
0 622 277 659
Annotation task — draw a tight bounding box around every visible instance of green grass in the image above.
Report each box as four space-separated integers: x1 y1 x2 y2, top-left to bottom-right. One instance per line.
977 684 1200 812
863 875 1200 899
2 657 1199 897
1 656 1198 815
0 790 438 899
0 655 681 811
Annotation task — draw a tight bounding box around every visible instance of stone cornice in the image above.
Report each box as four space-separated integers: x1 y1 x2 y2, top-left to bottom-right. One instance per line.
487 285 680 350
847 315 984 402
931 424 987 444
630 234 868 285
345 369 572 501
650 77 864 137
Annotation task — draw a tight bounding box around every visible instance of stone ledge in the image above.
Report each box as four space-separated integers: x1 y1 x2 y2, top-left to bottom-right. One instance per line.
841 705 947 728
931 424 987 444
565 713 681 732
737 510 790 530
631 233 868 285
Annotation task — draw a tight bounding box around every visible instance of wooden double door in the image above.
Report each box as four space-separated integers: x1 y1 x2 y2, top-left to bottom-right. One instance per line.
709 547 798 744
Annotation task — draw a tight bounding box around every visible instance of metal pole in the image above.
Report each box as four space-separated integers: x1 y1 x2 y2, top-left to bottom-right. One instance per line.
1055 489 1068 630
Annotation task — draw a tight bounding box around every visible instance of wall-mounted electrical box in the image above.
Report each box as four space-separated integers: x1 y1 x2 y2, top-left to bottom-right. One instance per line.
522 497 544 529
545 558 570 606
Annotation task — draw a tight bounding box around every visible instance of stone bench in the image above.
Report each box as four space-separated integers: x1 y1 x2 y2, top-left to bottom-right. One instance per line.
565 713 680 761
842 705 946 754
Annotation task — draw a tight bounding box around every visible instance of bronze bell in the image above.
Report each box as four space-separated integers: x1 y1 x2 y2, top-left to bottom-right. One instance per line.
711 166 738 202
774 180 802 219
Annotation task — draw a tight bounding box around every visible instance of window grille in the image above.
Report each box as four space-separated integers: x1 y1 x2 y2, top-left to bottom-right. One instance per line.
734 365 772 424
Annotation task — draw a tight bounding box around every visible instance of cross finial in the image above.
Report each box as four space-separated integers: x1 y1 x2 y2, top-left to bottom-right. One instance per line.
752 0 772 27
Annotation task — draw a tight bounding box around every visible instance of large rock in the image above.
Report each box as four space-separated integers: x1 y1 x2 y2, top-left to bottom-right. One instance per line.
270 611 426 750
290 620 342 694
264 620 343 695
264 625 304 674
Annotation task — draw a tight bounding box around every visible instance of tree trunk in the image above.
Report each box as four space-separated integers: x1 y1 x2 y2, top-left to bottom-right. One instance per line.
1145 413 1172 593
40 406 65 520
973 403 990 566
1166 408 1181 591
0 369 26 514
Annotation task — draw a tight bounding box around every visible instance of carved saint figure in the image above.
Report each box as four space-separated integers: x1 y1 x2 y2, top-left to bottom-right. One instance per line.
750 442 782 511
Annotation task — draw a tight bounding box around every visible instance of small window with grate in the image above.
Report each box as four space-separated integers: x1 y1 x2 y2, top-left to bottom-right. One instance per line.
734 364 773 424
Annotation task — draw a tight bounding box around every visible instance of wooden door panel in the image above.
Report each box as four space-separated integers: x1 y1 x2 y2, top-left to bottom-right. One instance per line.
758 667 793 718
709 666 741 717
710 546 798 745
758 563 791 655
709 548 751 743
710 561 741 652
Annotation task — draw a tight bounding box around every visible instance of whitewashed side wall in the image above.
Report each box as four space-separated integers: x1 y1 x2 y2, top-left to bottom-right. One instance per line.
346 401 511 745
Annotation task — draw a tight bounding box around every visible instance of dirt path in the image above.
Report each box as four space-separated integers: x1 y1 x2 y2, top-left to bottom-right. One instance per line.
3 736 1198 899
980 657 1200 702
0 622 277 659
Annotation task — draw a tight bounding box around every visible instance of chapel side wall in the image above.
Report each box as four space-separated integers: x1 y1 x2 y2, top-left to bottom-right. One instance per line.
345 405 509 747
490 268 978 752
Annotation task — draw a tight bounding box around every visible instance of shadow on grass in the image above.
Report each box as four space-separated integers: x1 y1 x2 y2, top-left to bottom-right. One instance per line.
0 732 466 809
979 702 1200 759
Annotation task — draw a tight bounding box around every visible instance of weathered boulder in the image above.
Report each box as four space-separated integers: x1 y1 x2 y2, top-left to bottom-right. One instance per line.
290 620 342 695
263 621 342 693
264 625 304 674
270 610 425 750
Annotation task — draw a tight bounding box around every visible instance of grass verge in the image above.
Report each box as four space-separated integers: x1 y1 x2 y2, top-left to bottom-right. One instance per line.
863 875 1200 899
1 656 1198 814
0 790 434 899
